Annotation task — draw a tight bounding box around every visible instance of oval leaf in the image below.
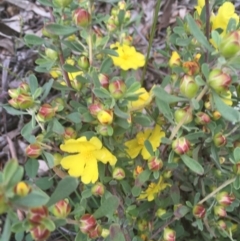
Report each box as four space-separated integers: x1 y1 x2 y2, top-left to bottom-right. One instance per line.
181 155 204 175
45 24 78 36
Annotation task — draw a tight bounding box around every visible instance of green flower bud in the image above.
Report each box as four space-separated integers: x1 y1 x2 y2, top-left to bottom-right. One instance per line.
180 75 199 98
214 205 226 217
147 157 163 171
45 48 58 60
51 97 65 112
213 132 227 147
216 191 235 206
78 56 89 70
50 199 71 218
53 0 72 8
109 80 126 99
37 104 56 122
16 94 34 109
91 182 105 197
112 167 125 180
195 112 211 125
30 225 50 241
28 206 49 226
95 124 109 136
207 69 231 93
233 162 240 175
63 127 77 140
219 30 240 59
192 204 206 219
174 107 193 124
98 73 109 89
163 227 176 241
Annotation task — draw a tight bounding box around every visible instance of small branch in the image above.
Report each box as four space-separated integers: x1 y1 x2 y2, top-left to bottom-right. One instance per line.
198 177 236 204
205 0 210 63
87 0 93 66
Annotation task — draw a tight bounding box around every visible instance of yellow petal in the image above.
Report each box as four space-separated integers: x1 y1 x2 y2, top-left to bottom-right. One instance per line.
141 146 152 160
149 125 165 150
60 154 85 177
125 139 142 159
60 139 82 153
81 158 99 184
89 137 102 150
93 147 117 165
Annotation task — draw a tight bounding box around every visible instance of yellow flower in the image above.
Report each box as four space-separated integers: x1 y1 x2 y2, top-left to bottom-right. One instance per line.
211 2 239 34
14 181 31 197
50 68 62 79
169 51 181 67
110 42 145 70
195 0 205 15
138 177 170 201
221 90 233 106
65 58 83 81
60 137 117 184
128 88 153 111
125 125 165 160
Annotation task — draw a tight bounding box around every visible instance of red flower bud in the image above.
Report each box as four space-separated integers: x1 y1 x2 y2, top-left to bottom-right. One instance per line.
89 103 104 117
79 214 97 234
63 127 77 140
19 82 30 93
28 206 49 226
26 143 42 159
30 225 50 241
182 61 200 76
147 157 163 171
98 73 109 89
180 75 199 98
172 137 191 155
207 69 231 93
37 104 55 122
217 220 227 230
91 182 105 197
212 111 221 120
195 112 211 125
214 205 226 217
163 227 176 241
14 181 31 197
213 132 227 147
16 94 34 109
73 8 90 27
219 30 240 59
109 80 126 99
51 199 71 218
174 107 193 124
216 191 235 206
192 204 206 219
112 167 125 180
8 98 19 109
88 224 102 239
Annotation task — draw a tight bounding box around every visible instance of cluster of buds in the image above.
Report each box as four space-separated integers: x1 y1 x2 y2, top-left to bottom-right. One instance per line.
172 137 191 155
80 214 102 239
28 206 51 241
37 103 56 122
50 199 71 218
8 82 34 110
207 69 231 94
107 1 131 31
73 8 90 27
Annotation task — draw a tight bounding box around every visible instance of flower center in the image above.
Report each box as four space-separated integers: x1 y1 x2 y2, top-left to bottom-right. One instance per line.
137 137 145 146
82 151 94 160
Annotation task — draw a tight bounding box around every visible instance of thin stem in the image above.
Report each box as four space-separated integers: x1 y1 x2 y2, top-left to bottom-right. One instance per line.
225 124 240 137
88 0 93 66
140 0 162 84
198 177 236 204
205 0 210 63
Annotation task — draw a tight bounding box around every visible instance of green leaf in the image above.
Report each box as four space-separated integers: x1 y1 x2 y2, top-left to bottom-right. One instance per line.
66 112 82 123
7 166 24 189
170 185 180 204
100 57 113 73
24 34 44 46
3 160 18 184
137 170 151 185
45 24 78 36
131 186 141 197
42 151 54 168
125 82 141 95
33 87 43 99
35 177 53 190
114 105 129 119
1 213 11 241
2 105 27 115
109 224 125 241
155 98 174 123
212 92 240 122
11 222 25 233
186 14 214 52
93 87 111 99
41 79 54 101
25 159 39 178
28 74 39 95
63 64 80 73
211 30 221 48
176 37 191 47
75 232 88 241
47 176 79 207
21 121 35 143
233 176 240 190
153 86 186 103
81 189 92 199
41 218 56 232
201 63 210 79
13 188 49 207
181 155 204 175
144 140 154 157
133 114 152 127
93 196 119 218
52 118 65 134
233 147 240 162
101 49 119 56
15 232 24 241
37 0 53 6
